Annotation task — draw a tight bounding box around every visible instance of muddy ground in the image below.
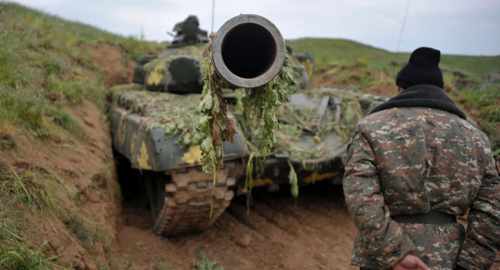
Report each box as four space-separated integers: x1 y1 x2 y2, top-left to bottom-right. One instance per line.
111 183 357 270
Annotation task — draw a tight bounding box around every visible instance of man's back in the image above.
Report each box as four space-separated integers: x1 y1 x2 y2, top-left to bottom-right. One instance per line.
359 107 490 216
343 106 499 269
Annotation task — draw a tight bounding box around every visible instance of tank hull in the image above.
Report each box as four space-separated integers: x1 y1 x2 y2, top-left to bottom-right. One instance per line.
110 87 248 172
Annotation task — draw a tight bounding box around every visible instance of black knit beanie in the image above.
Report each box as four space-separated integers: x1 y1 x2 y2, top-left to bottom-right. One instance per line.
396 47 444 89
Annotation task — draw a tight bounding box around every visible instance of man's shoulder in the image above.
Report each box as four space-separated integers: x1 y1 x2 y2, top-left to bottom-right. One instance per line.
359 108 399 125
358 107 489 142
356 107 408 131
359 107 472 127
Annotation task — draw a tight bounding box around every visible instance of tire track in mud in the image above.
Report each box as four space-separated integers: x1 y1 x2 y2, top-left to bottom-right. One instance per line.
112 183 357 270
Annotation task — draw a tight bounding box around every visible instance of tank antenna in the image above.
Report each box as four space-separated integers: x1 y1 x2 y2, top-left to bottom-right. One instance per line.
210 0 216 33
396 0 411 52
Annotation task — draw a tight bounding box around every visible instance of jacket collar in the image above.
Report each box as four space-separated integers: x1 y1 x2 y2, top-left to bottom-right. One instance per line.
370 84 467 119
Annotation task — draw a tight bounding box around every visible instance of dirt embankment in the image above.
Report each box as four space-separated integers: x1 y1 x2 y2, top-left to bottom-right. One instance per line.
0 100 121 268
88 43 135 87
0 43 131 269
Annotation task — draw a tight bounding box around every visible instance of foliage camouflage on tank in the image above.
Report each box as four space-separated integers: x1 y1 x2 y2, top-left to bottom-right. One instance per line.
110 82 387 180
276 88 364 161
287 46 314 89
109 85 247 171
249 88 388 187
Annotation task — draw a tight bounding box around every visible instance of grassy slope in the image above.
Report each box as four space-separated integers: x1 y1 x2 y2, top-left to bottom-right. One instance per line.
290 38 500 153
0 2 161 137
0 3 162 269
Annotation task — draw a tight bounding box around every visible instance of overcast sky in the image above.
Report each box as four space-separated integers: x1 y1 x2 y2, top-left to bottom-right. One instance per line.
9 0 500 55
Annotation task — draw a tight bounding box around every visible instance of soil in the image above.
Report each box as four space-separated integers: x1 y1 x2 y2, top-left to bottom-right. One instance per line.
89 43 135 86
112 184 357 270
0 101 121 269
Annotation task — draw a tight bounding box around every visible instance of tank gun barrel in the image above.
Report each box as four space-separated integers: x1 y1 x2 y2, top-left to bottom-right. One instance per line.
212 15 285 88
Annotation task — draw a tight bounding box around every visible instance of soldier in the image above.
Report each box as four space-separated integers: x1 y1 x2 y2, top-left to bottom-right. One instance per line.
170 15 208 47
343 47 499 270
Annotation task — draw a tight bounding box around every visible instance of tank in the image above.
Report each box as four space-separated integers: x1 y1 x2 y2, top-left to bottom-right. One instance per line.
110 14 287 236
110 14 388 236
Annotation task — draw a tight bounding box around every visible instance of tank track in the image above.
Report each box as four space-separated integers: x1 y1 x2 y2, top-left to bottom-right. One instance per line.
152 165 237 236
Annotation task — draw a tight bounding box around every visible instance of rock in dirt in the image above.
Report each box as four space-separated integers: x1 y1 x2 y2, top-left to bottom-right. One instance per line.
235 233 252 248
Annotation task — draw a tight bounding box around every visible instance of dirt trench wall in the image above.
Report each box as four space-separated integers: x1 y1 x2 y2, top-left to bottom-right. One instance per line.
0 101 123 269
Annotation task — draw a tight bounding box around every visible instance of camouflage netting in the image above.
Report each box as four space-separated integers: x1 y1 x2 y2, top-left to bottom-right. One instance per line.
111 85 206 147
288 55 310 90
109 83 388 165
274 88 388 162
199 46 298 174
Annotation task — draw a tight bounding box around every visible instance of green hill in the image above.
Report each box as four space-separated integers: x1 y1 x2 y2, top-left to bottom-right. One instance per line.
290 37 500 77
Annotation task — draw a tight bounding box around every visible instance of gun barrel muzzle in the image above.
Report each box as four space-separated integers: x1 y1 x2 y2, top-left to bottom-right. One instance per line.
212 14 285 88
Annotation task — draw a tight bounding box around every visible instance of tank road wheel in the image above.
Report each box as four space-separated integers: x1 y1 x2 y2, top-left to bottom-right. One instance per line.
150 166 236 236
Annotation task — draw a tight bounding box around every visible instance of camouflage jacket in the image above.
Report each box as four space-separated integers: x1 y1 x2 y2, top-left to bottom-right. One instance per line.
343 107 500 270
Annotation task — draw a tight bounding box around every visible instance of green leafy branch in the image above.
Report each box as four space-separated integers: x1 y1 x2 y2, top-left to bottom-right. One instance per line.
199 47 297 192
198 46 236 175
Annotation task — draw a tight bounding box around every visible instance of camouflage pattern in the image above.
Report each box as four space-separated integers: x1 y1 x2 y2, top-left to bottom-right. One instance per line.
294 52 315 84
343 107 500 269
109 85 247 171
141 45 205 92
286 45 314 90
274 88 383 162
288 52 312 90
137 44 310 94
246 88 387 187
